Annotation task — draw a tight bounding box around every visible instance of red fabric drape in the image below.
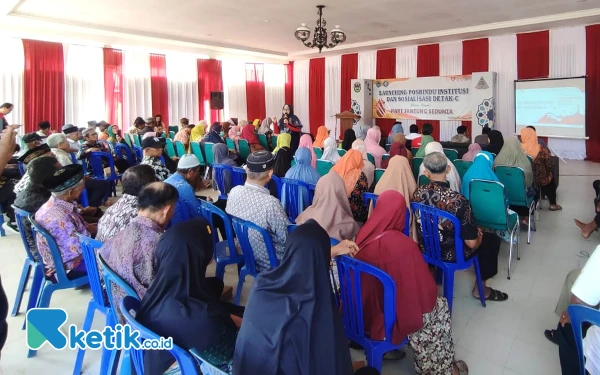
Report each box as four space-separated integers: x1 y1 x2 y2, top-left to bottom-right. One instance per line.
586 25 600 162
462 38 489 131
285 62 294 107
103 48 123 128
245 63 266 122
376 49 397 137
308 58 325 135
198 59 223 123
340 53 358 140
417 44 440 140
22 40 64 134
150 54 169 125
517 31 550 80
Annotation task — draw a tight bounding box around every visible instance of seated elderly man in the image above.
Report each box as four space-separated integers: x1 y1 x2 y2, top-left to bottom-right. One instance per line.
412 152 508 302
20 132 43 155
97 165 156 242
140 136 171 181
47 133 74 167
14 144 56 195
62 124 82 152
35 165 95 279
77 128 129 174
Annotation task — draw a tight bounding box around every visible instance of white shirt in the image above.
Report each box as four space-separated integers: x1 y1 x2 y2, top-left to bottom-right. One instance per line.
67 138 80 151
52 148 73 166
571 246 600 375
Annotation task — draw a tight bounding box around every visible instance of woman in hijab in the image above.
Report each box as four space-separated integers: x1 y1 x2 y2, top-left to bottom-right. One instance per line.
485 130 504 155
374 155 417 239
352 139 375 188
278 104 303 154
284 147 321 210
414 133 435 157
228 125 241 148
418 142 462 192
462 143 482 161
137 219 244 375
234 220 367 375
273 133 293 178
520 127 561 210
299 134 317 168
494 138 533 188
332 149 369 223
382 133 411 168
212 143 238 195
241 123 264 152
259 117 276 150
341 129 357 151
364 128 386 168
355 191 467 375
106 125 123 144
387 121 404 144
207 122 225 144
313 126 329 148
190 120 207 142
461 151 499 200
321 137 341 164
296 172 359 242
252 119 260 128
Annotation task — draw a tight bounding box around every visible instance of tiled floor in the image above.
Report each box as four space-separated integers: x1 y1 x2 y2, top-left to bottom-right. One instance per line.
1 160 599 375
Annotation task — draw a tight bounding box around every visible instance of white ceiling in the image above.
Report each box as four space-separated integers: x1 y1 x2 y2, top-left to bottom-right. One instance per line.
4 0 600 61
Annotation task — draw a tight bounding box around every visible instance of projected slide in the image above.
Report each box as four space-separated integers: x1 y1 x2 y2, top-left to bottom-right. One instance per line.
515 77 586 138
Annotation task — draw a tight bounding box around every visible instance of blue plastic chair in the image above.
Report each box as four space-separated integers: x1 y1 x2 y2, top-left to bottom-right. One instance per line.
73 235 119 375
410 202 486 313
10 206 44 318
89 151 122 197
279 178 314 222
114 143 136 166
133 145 143 163
18 161 26 176
204 142 215 165
230 216 280 305
335 255 407 372
174 140 186 157
69 152 79 165
231 166 246 188
568 304 600 375
0 204 5 236
28 216 90 358
120 296 200 375
198 200 244 280
212 164 232 200
270 175 282 199
362 193 410 237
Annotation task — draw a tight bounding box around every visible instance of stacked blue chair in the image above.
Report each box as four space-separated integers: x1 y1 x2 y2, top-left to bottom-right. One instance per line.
133 145 143 163
28 216 89 358
362 193 410 237
410 203 486 312
568 304 600 375
335 255 407 372
89 151 122 197
279 178 314 222
230 217 279 305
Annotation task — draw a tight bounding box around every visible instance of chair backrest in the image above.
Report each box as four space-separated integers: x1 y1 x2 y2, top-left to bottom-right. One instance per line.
337 149 347 157
237 139 251 159
469 179 510 230
366 153 375 166
279 178 313 222
98 255 139 325
452 160 473 179
316 159 334 176
270 135 278 149
189 142 207 166
494 165 529 207
418 174 430 186
382 153 390 162
412 157 424 179
165 138 176 158
411 147 419 155
230 216 279 275
443 148 459 161
29 216 73 283
169 130 176 139
198 200 242 265
76 234 106 308
335 255 396 346
12 206 38 262
113 143 135 166
231 166 246 188
362 192 379 211
204 142 215 164
174 140 186 157
567 304 600 375
211 164 232 200
225 138 236 152
123 133 132 147
133 145 143 163
410 202 467 264
257 134 269 150
89 151 118 179
313 147 323 159
270 175 282 199
374 168 385 185
133 134 141 147
119 296 199 375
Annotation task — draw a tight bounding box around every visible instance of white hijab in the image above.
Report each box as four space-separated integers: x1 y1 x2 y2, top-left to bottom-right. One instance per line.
418 142 462 192
320 137 341 164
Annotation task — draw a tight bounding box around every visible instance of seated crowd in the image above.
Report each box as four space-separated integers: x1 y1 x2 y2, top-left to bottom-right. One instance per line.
0 109 598 375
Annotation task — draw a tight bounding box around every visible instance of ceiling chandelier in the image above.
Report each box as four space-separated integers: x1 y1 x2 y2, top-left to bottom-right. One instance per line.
295 5 346 53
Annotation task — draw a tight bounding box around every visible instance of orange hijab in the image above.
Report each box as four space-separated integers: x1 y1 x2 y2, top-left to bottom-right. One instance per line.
520 128 541 159
331 149 364 197
313 126 329 148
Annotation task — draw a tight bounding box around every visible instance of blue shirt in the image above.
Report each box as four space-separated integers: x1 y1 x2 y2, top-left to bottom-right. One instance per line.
164 173 202 225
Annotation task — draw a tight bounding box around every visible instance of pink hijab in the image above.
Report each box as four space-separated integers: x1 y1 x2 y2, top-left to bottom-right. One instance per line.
299 134 317 168
364 128 386 168
462 143 482 161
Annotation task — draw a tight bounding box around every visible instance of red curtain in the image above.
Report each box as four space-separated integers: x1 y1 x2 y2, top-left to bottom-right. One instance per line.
417 44 440 140
22 40 64 134
376 49 397 136
150 54 169 125
198 59 223 123
586 25 600 162
285 62 294 107
245 63 266 122
462 38 489 130
517 31 550 80
340 53 358 139
308 58 325 135
103 48 123 129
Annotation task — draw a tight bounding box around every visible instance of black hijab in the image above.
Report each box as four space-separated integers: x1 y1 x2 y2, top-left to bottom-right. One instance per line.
485 130 504 155
273 148 292 178
137 219 237 375
207 122 225 144
233 220 354 375
342 129 357 151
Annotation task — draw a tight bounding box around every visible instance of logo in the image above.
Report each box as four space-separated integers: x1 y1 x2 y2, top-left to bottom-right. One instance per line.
375 81 381 88
353 82 361 93
475 76 489 90
27 308 173 351
383 81 389 87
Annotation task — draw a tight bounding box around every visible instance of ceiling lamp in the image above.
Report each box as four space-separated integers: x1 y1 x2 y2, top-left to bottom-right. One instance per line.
295 5 346 53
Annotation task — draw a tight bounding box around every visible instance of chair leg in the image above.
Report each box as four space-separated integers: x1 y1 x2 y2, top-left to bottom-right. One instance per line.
215 262 225 280
473 260 486 308
527 208 532 245
443 270 455 314
234 271 246 305
22 268 44 330
516 224 521 261
118 351 132 375
366 347 383 374
507 232 514 280
11 262 31 316
73 301 97 375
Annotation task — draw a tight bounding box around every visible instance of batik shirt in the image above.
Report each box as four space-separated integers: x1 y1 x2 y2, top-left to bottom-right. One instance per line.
96 194 139 242
141 156 171 181
35 196 90 276
411 181 478 262
226 183 289 271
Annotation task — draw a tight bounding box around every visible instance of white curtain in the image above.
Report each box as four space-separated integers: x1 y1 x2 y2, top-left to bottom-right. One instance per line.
166 54 199 125
293 59 310 130
0 37 24 132
325 55 341 137
357 51 377 79
489 34 518 138
396 45 418 133
549 26 587 160
122 50 152 128
63 44 105 127
439 41 463 141
222 60 247 120
264 64 285 119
